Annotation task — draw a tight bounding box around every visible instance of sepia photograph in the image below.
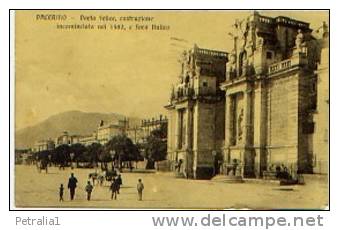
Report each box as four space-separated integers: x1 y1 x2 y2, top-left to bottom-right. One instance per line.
12 10 329 210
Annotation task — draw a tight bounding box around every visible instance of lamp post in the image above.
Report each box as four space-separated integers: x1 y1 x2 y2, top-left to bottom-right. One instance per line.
70 152 75 170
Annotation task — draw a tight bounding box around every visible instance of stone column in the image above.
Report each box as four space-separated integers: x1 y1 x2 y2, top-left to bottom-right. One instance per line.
254 83 262 177
243 89 252 146
185 106 193 150
224 94 233 163
167 111 172 161
184 106 193 178
175 110 181 150
243 88 255 177
253 80 268 177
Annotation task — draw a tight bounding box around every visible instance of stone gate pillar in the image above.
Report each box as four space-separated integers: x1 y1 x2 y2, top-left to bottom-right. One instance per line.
185 105 193 177
253 80 268 178
243 89 255 177
224 94 233 165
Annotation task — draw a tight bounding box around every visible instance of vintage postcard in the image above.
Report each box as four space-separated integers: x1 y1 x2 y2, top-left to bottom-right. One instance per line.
13 10 329 209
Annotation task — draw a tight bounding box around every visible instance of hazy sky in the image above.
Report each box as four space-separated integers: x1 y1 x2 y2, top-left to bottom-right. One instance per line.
15 10 329 130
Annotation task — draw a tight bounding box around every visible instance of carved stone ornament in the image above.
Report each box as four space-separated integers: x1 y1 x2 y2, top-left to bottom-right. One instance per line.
255 28 264 47
238 108 244 141
295 29 304 51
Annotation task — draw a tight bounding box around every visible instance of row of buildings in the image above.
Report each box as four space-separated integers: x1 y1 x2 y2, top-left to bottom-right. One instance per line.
32 115 168 152
165 12 329 179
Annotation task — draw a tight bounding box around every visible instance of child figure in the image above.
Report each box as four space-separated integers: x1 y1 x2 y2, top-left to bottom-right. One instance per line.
85 181 93 201
59 184 64 202
137 179 144 201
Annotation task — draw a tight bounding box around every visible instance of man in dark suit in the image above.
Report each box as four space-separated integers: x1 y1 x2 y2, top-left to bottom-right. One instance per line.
67 173 78 200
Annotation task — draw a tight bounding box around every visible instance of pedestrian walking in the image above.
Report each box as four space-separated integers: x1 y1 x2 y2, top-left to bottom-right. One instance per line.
110 178 118 200
137 178 144 201
99 175 104 186
59 184 64 202
85 181 94 201
116 174 122 194
67 173 78 200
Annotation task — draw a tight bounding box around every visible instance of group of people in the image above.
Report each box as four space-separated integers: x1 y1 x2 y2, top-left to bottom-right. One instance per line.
59 173 78 201
59 173 145 202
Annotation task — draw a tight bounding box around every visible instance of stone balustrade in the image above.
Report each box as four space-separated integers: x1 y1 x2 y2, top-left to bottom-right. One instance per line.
194 47 228 58
171 85 220 102
268 53 307 75
258 15 275 24
269 59 292 74
275 16 309 28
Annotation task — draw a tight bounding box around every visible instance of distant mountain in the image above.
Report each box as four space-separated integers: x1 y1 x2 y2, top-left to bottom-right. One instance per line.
15 110 142 149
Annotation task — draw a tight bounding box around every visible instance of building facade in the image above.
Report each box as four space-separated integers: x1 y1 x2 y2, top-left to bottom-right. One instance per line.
97 119 128 145
313 23 329 174
32 118 130 150
141 115 168 140
126 115 168 144
126 126 144 144
55 131 82 147
165 12 329 179
55 131 71 146
79 131 98 146
33 139 55 152
165 45 228 179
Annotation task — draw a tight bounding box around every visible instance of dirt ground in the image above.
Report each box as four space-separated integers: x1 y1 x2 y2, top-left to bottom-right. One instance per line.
14 165 328 209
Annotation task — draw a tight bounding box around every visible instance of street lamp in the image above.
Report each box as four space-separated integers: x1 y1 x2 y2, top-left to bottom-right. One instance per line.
70 152 75 170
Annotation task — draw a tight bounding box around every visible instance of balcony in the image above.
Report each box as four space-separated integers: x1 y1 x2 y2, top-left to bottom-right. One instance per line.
268 53 308 75
258 15 275 25
275 16 309 29
194 47 228 59
170 85 223 104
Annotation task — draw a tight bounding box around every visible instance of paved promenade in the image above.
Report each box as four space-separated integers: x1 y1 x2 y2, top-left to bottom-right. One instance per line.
15 165 328 209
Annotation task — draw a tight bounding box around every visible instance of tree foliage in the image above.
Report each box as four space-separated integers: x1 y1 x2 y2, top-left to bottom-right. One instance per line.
105 135 141 163
86 143 102 163
150 122 167 139
54 144 71 164
31 134 143 169
144 124 168 169
70 143 87 162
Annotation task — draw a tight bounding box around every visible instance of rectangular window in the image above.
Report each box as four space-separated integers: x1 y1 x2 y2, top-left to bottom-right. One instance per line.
266 51 273 59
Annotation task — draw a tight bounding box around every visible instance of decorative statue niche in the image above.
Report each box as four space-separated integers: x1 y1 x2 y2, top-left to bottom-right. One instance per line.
295 29 305 52
239 51 247 76
184 74 190 85
228 52 237 80
255 28 264 48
